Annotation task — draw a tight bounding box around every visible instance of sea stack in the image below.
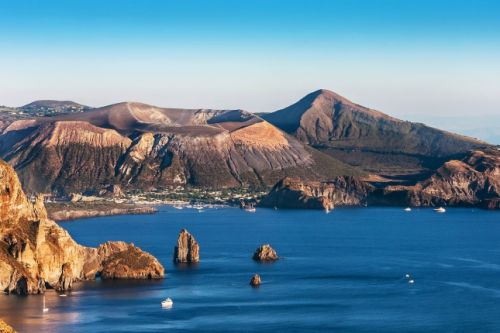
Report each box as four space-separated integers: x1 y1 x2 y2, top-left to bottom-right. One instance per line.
173 229 200 263
252 244 279 261
249 274 261 287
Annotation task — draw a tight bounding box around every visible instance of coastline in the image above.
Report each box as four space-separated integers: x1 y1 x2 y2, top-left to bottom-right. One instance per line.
46 201 158 222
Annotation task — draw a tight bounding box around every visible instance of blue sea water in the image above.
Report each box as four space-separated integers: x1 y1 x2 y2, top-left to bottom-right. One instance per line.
1 207 500 333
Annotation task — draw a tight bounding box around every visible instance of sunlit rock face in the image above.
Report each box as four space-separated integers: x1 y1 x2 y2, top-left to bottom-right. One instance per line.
259 176 373 210
0 159 164 295
381 149 500 208
173 229 200 263
252 244 279 262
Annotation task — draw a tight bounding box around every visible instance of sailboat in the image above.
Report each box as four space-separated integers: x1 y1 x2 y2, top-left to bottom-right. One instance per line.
43 295 49 313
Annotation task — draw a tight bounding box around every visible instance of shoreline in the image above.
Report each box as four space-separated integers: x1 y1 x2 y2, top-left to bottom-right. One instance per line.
46 201 158 222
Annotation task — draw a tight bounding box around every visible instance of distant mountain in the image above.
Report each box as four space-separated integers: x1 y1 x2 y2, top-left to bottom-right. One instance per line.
262 89 490 178
0 101 359 194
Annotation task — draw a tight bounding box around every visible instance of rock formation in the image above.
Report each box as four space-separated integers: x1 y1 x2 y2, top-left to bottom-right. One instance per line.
253 244 278 261
0 319 17 333
259 176 373 210
99 242 164 279
173 229 200 263
249 274 261 287
259 149 499 209
0 159 164 295
380 149 500 208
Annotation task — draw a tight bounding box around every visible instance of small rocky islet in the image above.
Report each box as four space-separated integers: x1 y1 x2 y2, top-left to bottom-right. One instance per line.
253 244 279 261
173 229 200 264
250 274 262 287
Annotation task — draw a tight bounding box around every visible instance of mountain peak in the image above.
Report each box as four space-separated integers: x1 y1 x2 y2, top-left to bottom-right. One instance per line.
262 89 487 157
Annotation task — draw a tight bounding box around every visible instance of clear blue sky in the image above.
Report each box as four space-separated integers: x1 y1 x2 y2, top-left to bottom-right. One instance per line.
0 0 499 141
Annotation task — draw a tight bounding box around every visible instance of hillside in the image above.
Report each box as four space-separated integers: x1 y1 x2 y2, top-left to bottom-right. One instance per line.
0 101 359 194
262 89 489 179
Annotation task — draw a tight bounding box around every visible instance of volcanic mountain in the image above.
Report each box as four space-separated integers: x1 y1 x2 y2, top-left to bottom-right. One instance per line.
262 89 489 178
0 101 358 194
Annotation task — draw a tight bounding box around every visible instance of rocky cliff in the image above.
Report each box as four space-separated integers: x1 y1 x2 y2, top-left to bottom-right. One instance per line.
0 160 164 294
381 149 500 207
259 149 500 209
0 319 16 333
0 102 359 194
259 176 374 210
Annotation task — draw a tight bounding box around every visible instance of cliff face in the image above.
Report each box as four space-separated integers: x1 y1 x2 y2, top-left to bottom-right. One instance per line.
0 160 164 294
259 176 374 210
0 103 359 194
260 149 500 209
173 229 200 263
382 149 500 207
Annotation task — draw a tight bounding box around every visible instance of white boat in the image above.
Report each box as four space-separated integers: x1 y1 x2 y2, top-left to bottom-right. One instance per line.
161 297 173 308
408 279 415 284
245 207 256 213
43 296 49 312
434 207 446 213
404 207 412 212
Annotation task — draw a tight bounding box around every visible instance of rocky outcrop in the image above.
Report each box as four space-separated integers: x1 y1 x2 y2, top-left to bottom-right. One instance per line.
99 242 164 279
259 176 374 210
253 244 278 261
56 262 74 291
0 319 17 333
381 149 500 208
0 160 165 295
260 149 500 209
249 274 261 287
173 229 200 263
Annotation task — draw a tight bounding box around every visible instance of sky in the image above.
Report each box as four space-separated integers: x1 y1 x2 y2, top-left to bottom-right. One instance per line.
0 0 499 142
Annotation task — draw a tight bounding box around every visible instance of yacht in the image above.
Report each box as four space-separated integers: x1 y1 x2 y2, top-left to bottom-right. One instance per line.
43 296 49 312
245 206 256 213
434 207 446 213
404 207 412 212
161 298 173 308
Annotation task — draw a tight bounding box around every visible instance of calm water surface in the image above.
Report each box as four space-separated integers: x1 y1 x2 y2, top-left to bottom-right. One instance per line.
1 207 500 332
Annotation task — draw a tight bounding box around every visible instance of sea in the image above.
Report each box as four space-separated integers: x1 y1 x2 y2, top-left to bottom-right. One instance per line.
1 206 500 332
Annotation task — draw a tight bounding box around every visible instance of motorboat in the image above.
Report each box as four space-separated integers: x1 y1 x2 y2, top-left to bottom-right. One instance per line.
161 297 173 308
404 207 412 212
245 207 256 213
434 207 446 213
43 296 49 312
